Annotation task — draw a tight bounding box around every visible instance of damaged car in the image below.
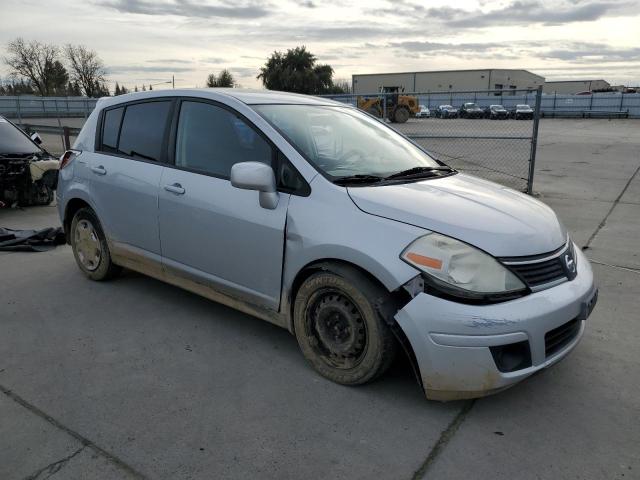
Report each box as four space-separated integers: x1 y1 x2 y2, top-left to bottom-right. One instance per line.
0 115 59 206
57 90 598 401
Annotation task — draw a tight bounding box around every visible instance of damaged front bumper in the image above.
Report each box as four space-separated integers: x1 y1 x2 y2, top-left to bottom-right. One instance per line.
395 246 597 401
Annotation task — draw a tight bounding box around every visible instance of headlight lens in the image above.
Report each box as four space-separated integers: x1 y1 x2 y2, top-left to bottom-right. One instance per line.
401 233 526 296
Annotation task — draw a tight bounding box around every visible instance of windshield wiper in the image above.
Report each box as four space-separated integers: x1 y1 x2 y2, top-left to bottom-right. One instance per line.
385 165 455 180
333 174 385 186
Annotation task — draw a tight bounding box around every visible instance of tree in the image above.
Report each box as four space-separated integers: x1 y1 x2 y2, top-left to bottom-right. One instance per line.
206 69 236 87
4 38 62 96
149 84 153 90
64 44 107 97
114 82 121 95
257 46 337 94
134 85 139 92
0 78 34 95
48 60 69 95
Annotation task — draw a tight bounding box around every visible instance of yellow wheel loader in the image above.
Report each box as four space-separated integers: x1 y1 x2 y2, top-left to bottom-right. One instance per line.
357 86 419 123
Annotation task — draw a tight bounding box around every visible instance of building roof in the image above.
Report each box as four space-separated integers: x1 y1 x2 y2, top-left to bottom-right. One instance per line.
353 68 544 80
544 79 609 84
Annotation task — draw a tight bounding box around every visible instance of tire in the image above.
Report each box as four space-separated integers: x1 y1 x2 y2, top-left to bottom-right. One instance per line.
293 266 397 385
70 207 121 281
393 107 410 123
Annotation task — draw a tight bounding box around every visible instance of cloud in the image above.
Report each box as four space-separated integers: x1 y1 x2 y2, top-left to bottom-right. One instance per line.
146 58 193 64
106 65 193 74
426 0 630 28
387 1 631 28
97 0 271 19
200 57 227 64
543 43 640 62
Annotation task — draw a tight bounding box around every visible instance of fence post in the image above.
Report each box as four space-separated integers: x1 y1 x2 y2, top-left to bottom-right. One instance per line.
527 86 543 194
619 93 625 111
63 126 71 151
382 93 387 122
54 99 65 149
16 96 23 125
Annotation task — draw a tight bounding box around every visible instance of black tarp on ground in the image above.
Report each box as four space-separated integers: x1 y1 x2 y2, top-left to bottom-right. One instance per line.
0 227 66 252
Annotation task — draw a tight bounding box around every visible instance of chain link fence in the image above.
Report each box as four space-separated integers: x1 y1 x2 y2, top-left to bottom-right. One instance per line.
3 89 638 192
322 87 543 192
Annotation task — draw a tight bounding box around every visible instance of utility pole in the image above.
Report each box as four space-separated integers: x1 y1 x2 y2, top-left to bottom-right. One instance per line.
172 75 175 89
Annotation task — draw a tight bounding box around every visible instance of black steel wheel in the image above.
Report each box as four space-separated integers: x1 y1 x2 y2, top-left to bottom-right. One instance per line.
294 265 397 385
307 289 367 370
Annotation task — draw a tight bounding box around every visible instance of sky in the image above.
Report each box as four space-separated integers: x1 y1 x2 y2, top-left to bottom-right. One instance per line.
1 0 639 92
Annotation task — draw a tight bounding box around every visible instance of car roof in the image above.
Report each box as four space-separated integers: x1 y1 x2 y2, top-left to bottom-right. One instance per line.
96 88 345 109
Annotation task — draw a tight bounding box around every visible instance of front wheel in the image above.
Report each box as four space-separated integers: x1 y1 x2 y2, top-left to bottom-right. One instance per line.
293 267 397 385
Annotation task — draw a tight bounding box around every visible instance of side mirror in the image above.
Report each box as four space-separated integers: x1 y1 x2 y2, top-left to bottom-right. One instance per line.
30 132 42 145
230 161 279 209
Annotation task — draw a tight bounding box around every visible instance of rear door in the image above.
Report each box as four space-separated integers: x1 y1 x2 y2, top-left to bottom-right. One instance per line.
89 99 173 262
158 99 290 310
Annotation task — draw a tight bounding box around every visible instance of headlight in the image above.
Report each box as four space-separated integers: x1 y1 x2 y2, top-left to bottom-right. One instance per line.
401 233 526 299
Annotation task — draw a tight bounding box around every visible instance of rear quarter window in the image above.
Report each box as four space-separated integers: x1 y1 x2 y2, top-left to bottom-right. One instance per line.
101 107 123 152
100 101 171 162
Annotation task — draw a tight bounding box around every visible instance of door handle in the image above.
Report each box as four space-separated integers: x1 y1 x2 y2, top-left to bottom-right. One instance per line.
91 165 107 175
164 183 185 195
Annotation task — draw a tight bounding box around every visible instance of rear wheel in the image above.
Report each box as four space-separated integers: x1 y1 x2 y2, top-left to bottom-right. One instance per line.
293 267 397 385
70 207 121 281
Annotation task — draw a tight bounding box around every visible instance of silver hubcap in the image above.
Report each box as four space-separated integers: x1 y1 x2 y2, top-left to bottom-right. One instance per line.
74 219 102 271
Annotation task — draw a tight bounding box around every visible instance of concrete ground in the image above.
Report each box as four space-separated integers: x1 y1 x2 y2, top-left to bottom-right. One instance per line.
1 119 639 479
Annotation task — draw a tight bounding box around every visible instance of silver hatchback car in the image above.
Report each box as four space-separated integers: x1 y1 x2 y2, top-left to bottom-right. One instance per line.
57 89 597 401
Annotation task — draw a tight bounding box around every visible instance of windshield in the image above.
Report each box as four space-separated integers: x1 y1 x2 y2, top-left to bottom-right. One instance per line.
252 105 440 178
441 105 453 109
0 118 40 155
465 103 478 108
517 105 531 109
491 105 506 110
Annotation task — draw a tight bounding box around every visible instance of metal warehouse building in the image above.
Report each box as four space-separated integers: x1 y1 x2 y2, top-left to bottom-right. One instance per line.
352 69 545 94
543 79 611 94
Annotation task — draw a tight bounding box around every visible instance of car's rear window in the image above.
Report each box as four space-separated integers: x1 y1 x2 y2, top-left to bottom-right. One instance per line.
0 117 40 155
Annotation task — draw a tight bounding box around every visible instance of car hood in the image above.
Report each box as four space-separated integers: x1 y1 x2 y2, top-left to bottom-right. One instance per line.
347 173 566 257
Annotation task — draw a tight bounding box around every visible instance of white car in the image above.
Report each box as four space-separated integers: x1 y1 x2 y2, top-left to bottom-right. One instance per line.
416 105 430 118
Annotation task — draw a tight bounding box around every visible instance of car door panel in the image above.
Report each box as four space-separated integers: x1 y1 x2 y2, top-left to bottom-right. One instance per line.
159 169 289 309
88 153 163 254
158 99 289 310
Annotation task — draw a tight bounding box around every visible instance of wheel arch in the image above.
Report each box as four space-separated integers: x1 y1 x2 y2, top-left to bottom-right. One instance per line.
286 258 424 391
63 197 92 242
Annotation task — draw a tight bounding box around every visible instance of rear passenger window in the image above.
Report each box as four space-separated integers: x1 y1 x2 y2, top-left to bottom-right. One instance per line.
117 101 171 161
175 101 272 177
101 107 123 152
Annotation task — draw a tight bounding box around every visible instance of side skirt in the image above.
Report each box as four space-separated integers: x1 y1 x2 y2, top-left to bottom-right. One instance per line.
110 241 289 330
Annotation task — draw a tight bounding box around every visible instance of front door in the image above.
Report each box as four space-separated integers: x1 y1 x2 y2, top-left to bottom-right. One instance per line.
158 99 289 310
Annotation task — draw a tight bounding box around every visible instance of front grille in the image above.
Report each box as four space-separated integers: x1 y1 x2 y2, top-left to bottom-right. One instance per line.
499 242 576 290
508 258 566 287
545 318 581 357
